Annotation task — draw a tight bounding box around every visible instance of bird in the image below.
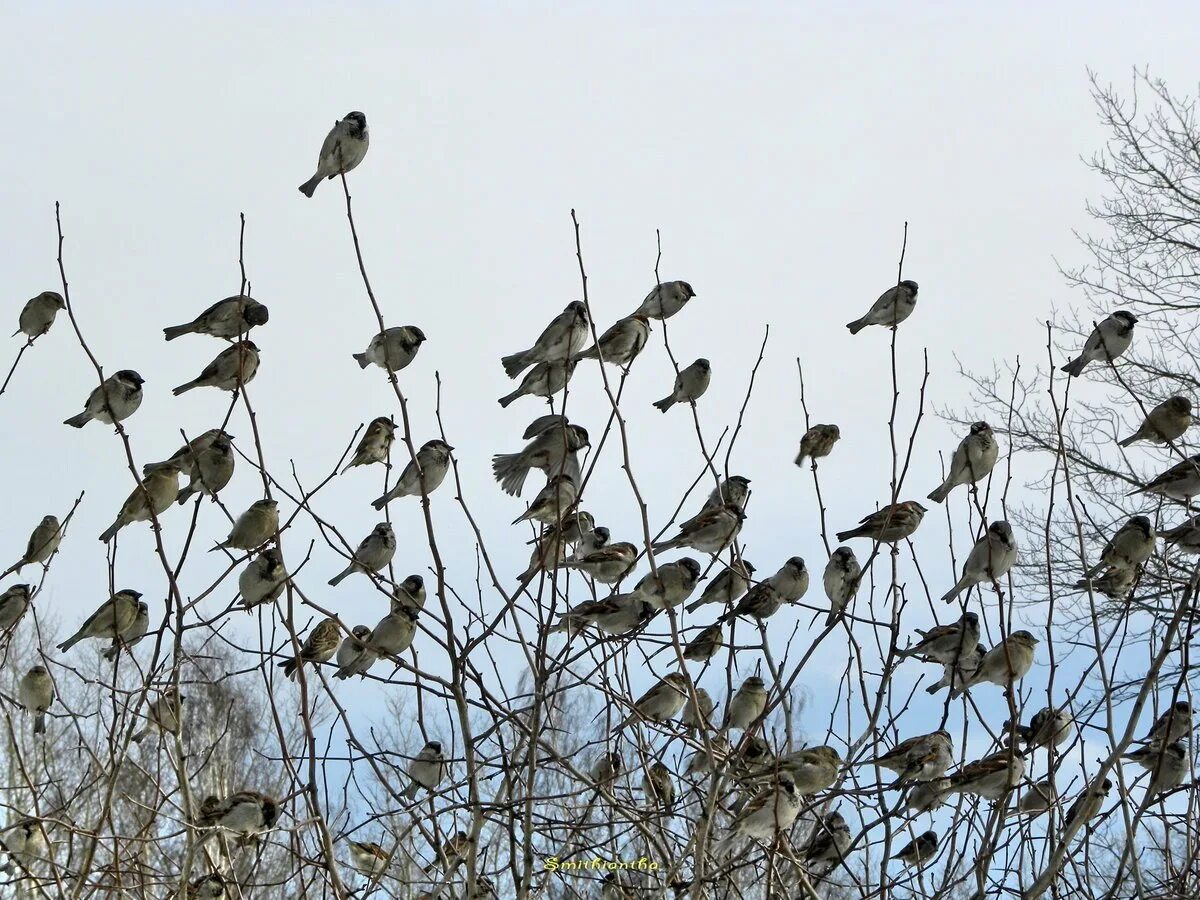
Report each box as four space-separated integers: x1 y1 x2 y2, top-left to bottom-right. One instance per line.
632 281 696 320
0 584 33 632
906 779 952 814
1016 779 1057 817
898 612 981 664
335 606 417 678
862 731 954 783
8 515 63 573
891 831 938 868
391 574 427 614
15 291 66 339
371 439 454 509
498 358 576 407
211 499 279 553
354 325 426 371
576 315 651 367
715 773 800 855
501 301 590 378
1072 566 1138 600
0 819 49 873
925 643 986 696
424 831 473 874
342 417 397 474
683 623 724 662
18 666 54 735
1011 706 1074 750
1082 515 1156 578
561 541 637 584
522 527 566 580
1138 700 1193 747
1061 310 1138 376
753 746 843 795
174 341 260 395
99 462 182 543
347 840 389 878
702 475 752 512
629 557 703 610
167 429 229 478
837 501 926 543
616 673 689 729
103 600 149 660
942 520 1018 602
1132 454 1200 501
953 631 1039 697
163 296 269 341
334 626 374 678
823 548 861 626
946 749 1025 800
681 687 714 735
1064 778 1112 830
522 513 592 578
795 424 841 467
405 741 447 800
239 548 288 609
641 760 676 813
328 523 396 586
1161 516 1200 555
511 474 578 526
1142 742 1188 799
770 557 810 602
591 751 622 784
186 873 228 899
927 422 998 503
132 687 185 743
653 503 745 554
801 811 852 875
176 432 235 504
493 421 588 497
279 617 341 679
684 739 731 777
724 677 768 731
686 559 753 614
64 369 144 428
549 595 653 637
1119 395 1193 447
846 280 919 334
653 358 711 412
719 581 785 624
298 111 369 197
195 791 279 841
57 589 142 651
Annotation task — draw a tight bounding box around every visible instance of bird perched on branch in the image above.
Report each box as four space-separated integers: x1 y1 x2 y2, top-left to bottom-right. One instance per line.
861 730 953 784
328 523 396 586
1009 706 1074 750
335 605 417 678
1132 454 1200 501
576 315 651 368
211 499 279 553
1161 516 1200 555
561 541 637 584
846 280 918 334
132 687 185 743
298 111 369 197
941 521 1018 602
176 431 235 504
195 792 279 843
163 296 269 341
99 462 181 542
501 301 590 378
1064 778 1112 830
512 474 577 526
946 749 1025 800
952 631 1038 698
492 420 588 497
653 503 745 554
927 422 998 503
104 600 149 660
0 584 32 633
795 424 841 467
8 515 63 574
16 291 65 339
342 417 396 474
278 617 341 679
405 741 447 799
653 358 711 412
354 325 425 372
371 439 453 509
715 773 800 855
1138 700 1193 747
632 281 696 320
823 547 861 626
1082 515 1155 578
239 548 288 609
173 342 259 395
898 612 980 664
18 666 53 735
1119 395 1193 447
498 358 576 407
836 501 926 543
891 831 938 868
628 557 703 610
616 673 689 729
57 589 142 652
686 559 753 614
1061 310 1138 376
347 840 389 878
65 369 144 428
724 677 768 731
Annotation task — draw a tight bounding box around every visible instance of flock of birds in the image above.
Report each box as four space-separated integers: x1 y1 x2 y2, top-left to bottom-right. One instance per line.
3 110 1198 897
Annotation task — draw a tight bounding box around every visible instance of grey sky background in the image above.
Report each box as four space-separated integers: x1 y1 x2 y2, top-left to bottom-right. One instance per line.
4 2 1199 826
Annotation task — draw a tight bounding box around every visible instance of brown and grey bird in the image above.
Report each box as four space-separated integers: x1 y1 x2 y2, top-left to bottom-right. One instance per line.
1161 516 1200 555
846 280 918 334
591 751 622 784
724 677 768 731
196 791 279 840
99 462 181 542
576 315 651 367
926 643 986 696
891 831 938 868
104 600 149 660
702 475 752 512
239 548 288 609
653 503 745 554
405 741 447 799
163 296 269 341
498 358 577 407
501 301 590 378
682 623 724 662
654 358 711 412
1061 310 1138 376
755 746 843 796
836 501 926 543
906 779 952 814
341 417 396 473
1132 454 1200 501
1011 706 1074 750
18 666 54 735
927 422 998 503
630 557 703 610
57 589 141 651
633 281 696 320
1119 396 1193 447
176 432 235 504
167 430 228 478
715 773 800 855
823 547 861 626
1016 779 1057 817
211 499 279 553
298 111 369 196
899 612 981 664
641 760 676 813
16 291 65 339
770 556 810 602
953 631 1039 698
1072 565 1138 600
0 818 49 872
561 541 637 584
720 581 785 624
795 424 841 467
1138 700 1193 747
512 474 578 526
186 873 227 899
354 325 426 372
492 421 588 496
8 515 63 573
681 687 714 735
946 749 1025 800
371 439 454 509
941 520 1018 602
1083 515 1156 579
424 830 473 874
392 574 427 614
173 341 259 394
336 606 418 678
863 730 954 783
1141 742 1188 799
328 523 396 586
549 594 653 636
334 626 373 676
346 839 389 878
279 617 341 679
617 673 690 729
801 811 852 875
1064 778 1112 830
0 584 32 632
132 687 185 743
686 559 753 614
64 369 144 427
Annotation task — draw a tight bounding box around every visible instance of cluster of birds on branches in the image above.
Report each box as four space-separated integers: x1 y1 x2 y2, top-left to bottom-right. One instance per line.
3 110 1199 897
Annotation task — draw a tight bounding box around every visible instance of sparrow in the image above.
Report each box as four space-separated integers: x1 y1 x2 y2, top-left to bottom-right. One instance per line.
1132 454 1200 501
163 296 269 341
561 541 637 584
347 840 389 879
652 503 745 554
57 589 142 651
685 738 731 777
846 280 919 334
522 514 592 578
1138 700 1193 747
801 811 852 874
681 687 714 735
0 584 32 632
405 741 447 799
522 529 565 579
946 749 1025 800
550 594 654 637
104 600 149 660
899 612 981 664
16 291 65 339
99 462 181 542
492 422 589 497
633 281 696 320
1016 779 1057 816
64 369 144 427
724 677 768 731
1064 778 1112 830
132 687 185 743
641 760 676 813
176 432 235 504
328 523 396 586
568 522 607 557
195 791 279 840
699 477 752 516
906 779 951 814
925 643 986 696
616 672 689 729
1119 395 1193 447
953 631 1039 697
167 430 228 478
342 417 396 473
836 500 926 543
757 746 843 795
187 874 228 899
1072 566 1137 600
498 351 581 404
298 111 369 197
501 301 590 378
719 581 785 624
715 773 800 854
576 315 651 367
392 574 427 614
0 819 49 871
795 424 841 467
18 665 54 735
239 548 288 609
1061 310 1138 376
927 422 998 503
424 831 473 873
685 559 753 614
891 831 938 868
1161 516 1200 555
941 520 1018 602
211 499 279 552
863 730 953 783
354 325 426 372
512 474 577 525
1083 516 1156 580
335 606 418 678
278 617 341 679
371 439 454 509
173 341 259 395
630 557 703 610
9 515 63 573
683 624 724 662
768 557 809 602
823 547 861 626
1142 742 1188 799
591 751 622 784
335 626 374 677
1011 706 1074 750
653 358 711 412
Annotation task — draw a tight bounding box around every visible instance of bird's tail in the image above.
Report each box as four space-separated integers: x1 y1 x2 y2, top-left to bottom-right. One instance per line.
834 529 858 543
684 598 706 614
1061 356 1087 377
927 482 952 504
162 323 194 341
794 451 809 467
57 634 80 652
353 352 370 369
501 351 530 379
298 173 322 198
925 681 945 695
176 485 197 506
1117 431 1142 448
825 607 841 628
498 389 521 408
328 566 352 587
131 728 148 743
103 641 121 662
63 411 90 428
99 520 121 543
846 318 867 335
404 780 421 801
34 713 45 735
491 453 530 496
653 396 676 413
941 578 968 603
172 381 199 396
278 658 298 680
371 493 390 511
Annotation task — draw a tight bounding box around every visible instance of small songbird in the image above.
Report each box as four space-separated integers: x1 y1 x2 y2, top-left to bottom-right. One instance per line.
758 746 843 795
492 421 589 497
176 432 235 504
342 417 397 473
715 773 800 855
371 440 454 509
64 369 145 428
328 523 397 586
279 617 341 679
1132 454 1200 501
1061 310 1138 376
720 581 785 624
632 281 696 320
1072 566 1137 600
846 280 919 334
942 520 1018 602
239 548 288 609
702 475 752 512
522 527 565 579
512 474 577 526
335 626 374 676
354 326 426 372
163 296 269 341
99 462 182 542
57 589 142 651
498 358 576 407
392 574 427 614
195 791 279 841
0 584 33 632
795 424 841 467
167 429 228 476
801 811 852 875
1138 700 1193 747
132 687 185 743
630 557 703 610
1161 516 1200 555
1119 396 1193 447
946 749 1025 800
1064 778 1112 830
187 873 227 899
641 760 676 813
770 557 810 602
724 677 768 731
1016 779 1057 817
1011 706 1074 750
424 830 473 874
18 666 54 735
653 503 745 555
591 751 622 784
347 840 389 878
863 730 953 783
953 631 1039 697
836 501 927 543
405 741 447 799
653 358 711 413
681 687 714 735
549 594 653 637
898 612 981 664
685 738 731 777
16 291 66 339
0 818 49 872
1083 515 1156 578
576 315 651 367
617 673 690 729
891 831 938 868
104 601 149 660
173 341 260 394
686 559 753 614
298 111 369 197
906 778 952 814
823 548 861 626
561 541 637 584
211 499 279 553
925 643 986 696
682 623 724 662
501 301 590 378
335 606 417 678
927 422 998 503
1142 742 1188 799
9 515 63 573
